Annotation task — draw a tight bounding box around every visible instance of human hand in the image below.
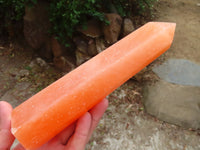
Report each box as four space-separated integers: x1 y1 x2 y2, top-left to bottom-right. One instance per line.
0 99 108 150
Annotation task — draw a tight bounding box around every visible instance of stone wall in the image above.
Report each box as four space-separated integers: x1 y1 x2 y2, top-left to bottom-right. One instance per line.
23 2 135 72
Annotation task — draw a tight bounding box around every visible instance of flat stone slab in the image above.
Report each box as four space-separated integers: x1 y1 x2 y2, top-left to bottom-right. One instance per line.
143 80 200 129
153 59 200 87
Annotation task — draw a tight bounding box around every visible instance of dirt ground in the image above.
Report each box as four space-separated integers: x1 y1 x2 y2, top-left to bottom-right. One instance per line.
0 0 200 149
155 0 200 64
87 0 200 149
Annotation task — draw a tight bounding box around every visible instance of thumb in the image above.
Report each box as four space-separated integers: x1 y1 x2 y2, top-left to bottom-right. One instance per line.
0 101 15 149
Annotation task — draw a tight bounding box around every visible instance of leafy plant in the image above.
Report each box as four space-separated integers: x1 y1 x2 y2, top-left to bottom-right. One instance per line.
112 0 130 17
0 0 157 44
115 0 158 16
0 0 37 22
49 0 106 46
0 0 37 36
99 0 157 17
0 0 24 22
136 0 158 14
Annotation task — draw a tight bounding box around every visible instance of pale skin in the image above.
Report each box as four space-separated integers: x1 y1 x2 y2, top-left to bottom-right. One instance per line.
0 99 108 150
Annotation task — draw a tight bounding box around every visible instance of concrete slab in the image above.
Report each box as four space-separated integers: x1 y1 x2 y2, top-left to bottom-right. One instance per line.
153 59 200 87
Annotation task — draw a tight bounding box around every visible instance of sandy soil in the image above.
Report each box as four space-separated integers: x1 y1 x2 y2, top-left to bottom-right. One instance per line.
155 0 200 64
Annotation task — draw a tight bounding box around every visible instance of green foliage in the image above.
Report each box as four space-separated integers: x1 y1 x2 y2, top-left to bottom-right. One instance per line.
112 0 158 16
134 0 158 14
99 0 157 17
0 0 37 36
0 0 25 22
112 0 130 17
49 0 106 46
0 0 157 43
0 0 37 22
49 0 157 45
